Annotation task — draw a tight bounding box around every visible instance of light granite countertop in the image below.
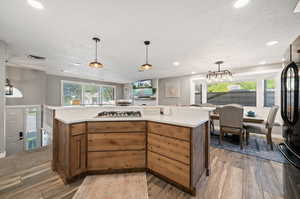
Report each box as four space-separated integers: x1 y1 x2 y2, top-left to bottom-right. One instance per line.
55 115 208 128
54 106 213 128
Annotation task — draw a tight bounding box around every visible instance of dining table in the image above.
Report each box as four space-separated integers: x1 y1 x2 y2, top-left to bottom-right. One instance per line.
210 113 265 124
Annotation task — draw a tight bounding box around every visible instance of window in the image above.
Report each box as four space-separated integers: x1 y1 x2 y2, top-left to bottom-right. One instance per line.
63 82 82 106
62 81 116 106
207 81 257 106
84 85 100 105
264 79 275 107
102 86 115 105
194 83 202 105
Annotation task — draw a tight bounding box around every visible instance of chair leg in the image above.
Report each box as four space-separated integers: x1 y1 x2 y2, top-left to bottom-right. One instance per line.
240 131 243 150
267 128 273 151
246 130 249 145
219 128 223 145
210 120 215 134
269 132 273 151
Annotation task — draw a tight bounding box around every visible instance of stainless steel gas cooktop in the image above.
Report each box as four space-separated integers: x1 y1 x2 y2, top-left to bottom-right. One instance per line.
96 111 142 118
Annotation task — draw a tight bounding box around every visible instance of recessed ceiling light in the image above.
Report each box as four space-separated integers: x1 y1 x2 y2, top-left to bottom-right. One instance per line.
259 61 267 65
233 0 250 8
73 63 81 66
281 58 286 62
191 72 196 74
27 0 44 10
266 41 279 46
173 61 180 66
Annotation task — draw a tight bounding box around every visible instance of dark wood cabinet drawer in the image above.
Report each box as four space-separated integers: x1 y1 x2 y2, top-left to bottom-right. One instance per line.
148 133 190 164
148 122 190 141
148 151 190 188
87 121 146 133
88 132 146 151
87 151 146 171
71 123 86 136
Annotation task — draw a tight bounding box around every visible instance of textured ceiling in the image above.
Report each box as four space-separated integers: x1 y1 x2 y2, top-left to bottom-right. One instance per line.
1 0 300 83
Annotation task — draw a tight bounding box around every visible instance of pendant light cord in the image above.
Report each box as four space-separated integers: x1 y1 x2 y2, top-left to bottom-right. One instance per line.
95 39 98 62
146 45 148 64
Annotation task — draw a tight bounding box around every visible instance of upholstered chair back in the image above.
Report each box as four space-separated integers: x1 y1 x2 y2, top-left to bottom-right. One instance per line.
219 105 244 129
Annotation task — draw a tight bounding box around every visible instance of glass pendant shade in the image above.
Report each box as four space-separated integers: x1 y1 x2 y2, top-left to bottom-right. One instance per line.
89 37 104 69
89 61 103 68
139 63 152 71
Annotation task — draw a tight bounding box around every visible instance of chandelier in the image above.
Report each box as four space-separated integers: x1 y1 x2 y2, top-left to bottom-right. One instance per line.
207 61 233 82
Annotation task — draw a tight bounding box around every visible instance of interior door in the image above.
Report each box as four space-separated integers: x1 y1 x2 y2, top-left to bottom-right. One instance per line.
6 107 24 156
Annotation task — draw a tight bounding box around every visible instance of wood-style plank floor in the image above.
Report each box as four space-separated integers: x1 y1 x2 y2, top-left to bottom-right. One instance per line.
0 146 299 199
73 173 148 199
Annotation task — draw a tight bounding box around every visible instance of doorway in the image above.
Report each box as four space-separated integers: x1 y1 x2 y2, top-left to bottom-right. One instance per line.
5 105 42 156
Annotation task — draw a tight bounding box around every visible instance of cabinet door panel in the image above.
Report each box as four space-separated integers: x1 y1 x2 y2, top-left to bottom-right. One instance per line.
148 122 190 141
87 121 146 133
148 133 190 164
88 132 145 151
88 151 145 171
70 135 86 176
71 123 85 136
148 151 190 188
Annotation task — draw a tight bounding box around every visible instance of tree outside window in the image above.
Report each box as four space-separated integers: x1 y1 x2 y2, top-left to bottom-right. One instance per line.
63 82 82 106
207 81 257 106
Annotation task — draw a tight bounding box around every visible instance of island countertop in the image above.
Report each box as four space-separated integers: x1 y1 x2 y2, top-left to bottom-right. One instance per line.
53 106 213 128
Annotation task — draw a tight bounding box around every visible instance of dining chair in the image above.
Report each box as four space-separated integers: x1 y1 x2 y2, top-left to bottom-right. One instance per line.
219 104 245 149
244 105 279 150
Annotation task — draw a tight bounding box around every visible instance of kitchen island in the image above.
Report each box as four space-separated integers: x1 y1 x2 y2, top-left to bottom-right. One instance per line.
51 106 212 195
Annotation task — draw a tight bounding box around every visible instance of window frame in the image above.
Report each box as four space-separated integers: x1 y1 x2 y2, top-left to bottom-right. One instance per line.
263 79 276 108
61 80 116 106
194 82 203 105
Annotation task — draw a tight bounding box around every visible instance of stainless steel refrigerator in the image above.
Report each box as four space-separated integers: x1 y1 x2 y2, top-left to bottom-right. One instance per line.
279 37 300 168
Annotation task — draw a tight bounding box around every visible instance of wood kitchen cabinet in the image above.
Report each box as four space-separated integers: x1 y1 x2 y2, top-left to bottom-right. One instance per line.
53 122 87 182
52 119 209 195
147 121 209 194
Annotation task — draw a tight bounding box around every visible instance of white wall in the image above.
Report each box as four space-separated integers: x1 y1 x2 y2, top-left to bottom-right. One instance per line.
0 41 7 156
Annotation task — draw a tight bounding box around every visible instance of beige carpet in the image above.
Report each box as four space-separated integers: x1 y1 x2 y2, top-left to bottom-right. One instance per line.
72 172 148 199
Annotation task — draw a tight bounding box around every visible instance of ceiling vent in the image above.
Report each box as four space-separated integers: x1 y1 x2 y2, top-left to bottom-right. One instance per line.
28 54 46 60
294 0 300 13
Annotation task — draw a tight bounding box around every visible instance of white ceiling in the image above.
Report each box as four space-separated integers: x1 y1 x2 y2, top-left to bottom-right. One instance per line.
1 0 300 83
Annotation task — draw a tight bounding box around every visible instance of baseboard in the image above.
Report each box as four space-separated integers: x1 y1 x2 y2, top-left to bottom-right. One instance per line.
0 151 6 158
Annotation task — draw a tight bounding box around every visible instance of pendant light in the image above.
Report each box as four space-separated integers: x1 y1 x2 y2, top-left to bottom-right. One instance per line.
89 37 103 68
5 78 23 98
5 79 13 95
139 41 152 72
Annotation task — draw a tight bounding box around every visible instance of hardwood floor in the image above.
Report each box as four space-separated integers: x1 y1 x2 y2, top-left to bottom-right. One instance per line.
0 146 299 199
73 173 148 199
